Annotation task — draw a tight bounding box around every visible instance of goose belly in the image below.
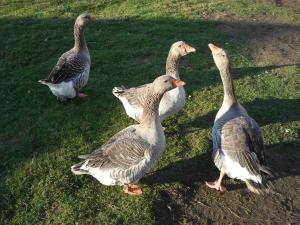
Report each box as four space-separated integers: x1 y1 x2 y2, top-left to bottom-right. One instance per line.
159 87 185 121
49 81 76 98
90 168 118 186
89 161 149 186
222 154 262 183
118 96 143 121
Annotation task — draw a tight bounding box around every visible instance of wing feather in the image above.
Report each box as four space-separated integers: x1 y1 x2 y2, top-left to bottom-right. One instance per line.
47 50 88 84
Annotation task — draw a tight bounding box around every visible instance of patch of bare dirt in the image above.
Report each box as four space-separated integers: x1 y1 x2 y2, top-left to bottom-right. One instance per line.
153 141 300 225
218 21 300 65
202 0 300 65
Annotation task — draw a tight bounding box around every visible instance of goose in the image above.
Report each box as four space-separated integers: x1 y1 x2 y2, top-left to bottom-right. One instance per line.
71 75 185 195
205 43 272 194
112 41 195 122
39 13 96 101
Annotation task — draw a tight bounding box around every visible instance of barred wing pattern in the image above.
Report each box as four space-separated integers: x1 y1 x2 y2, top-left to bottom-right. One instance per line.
212 105 266 178
115 83 151 109
47 50 89 84
79 126 153 183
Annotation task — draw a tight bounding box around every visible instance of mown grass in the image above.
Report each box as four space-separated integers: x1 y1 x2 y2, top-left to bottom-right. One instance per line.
0 0 299 224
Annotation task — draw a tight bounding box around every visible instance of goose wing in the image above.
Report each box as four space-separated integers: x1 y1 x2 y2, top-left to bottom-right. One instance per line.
82 127 152 170
46 50 88 84
213 116 263 176
113 83 151 109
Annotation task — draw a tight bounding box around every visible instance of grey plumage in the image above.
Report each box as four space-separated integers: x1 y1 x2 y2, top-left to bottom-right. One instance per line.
39 13 94 100
208 43 272 194
43 50 90 86
212 104 273 191
72 125 154 184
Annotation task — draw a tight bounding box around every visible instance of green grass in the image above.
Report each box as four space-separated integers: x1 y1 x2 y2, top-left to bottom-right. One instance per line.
0 0 299 224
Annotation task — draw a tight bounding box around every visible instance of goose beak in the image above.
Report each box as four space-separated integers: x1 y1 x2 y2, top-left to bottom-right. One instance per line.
172 79 186 87
184 44 196 53
208 43 222 54
90 15 96 22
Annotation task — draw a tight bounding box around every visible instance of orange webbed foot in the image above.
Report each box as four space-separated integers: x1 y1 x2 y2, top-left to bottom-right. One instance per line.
206 181 227 193
123 184 143 196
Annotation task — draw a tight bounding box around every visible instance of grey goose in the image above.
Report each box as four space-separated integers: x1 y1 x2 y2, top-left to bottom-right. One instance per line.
39 13 95 101
112 41 195 122
205 43 272 194
71 75 185 195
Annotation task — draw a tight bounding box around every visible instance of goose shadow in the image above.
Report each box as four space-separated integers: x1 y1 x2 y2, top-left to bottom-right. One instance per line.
150 139 300 225
144 137 299 188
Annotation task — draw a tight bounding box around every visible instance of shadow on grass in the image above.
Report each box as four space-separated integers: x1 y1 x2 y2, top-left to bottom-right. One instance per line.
182 96 300 130
151 139 300 225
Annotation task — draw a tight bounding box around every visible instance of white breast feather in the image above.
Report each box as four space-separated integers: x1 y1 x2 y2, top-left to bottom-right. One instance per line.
159 87 185 121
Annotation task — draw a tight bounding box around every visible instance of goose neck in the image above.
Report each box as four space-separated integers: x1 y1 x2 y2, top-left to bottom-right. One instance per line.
166 52 180 79
140 90 162 129
220 67 237 106
74 23 87 50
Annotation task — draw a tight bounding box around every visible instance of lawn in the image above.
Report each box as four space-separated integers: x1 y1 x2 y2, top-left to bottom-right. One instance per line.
0 0 299 224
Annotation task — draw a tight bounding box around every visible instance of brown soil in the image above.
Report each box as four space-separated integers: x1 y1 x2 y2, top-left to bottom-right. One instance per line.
217 21 300 65
154 142 300 225
204 0 300 65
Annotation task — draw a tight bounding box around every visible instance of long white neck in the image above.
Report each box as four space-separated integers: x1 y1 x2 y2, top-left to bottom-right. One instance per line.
215 66 237 121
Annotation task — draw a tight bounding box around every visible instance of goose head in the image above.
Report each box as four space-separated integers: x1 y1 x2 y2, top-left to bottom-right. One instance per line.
170 41 196 57
208 43 230 72
75 13 96 27
152 75 186 94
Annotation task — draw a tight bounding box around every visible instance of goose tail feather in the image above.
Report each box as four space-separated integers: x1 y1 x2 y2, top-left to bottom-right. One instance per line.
112 85 127 95
245 178 273 194
38 79 55 87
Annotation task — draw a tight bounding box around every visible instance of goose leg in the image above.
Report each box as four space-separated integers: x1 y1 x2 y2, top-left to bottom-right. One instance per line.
123 184 143 195
206 170 227 193
57 96 68 102
76 89 88 98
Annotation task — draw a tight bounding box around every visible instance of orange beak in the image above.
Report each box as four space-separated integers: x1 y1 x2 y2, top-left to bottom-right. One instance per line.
172 79 186 87
183 44 196 53
90 15 96 21
208 43 222 54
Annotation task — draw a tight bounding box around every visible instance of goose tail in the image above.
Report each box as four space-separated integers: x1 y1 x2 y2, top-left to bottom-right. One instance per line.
71 161 89 175
38 79 56 87
245 175 273 195
112 85 127 96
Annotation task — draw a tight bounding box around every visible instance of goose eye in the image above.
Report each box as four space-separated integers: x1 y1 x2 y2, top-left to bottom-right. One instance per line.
164 80 168 83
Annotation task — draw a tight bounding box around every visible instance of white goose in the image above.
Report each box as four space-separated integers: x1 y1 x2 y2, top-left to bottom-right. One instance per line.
71 75 185 195
206 43 272 194
112 41 195 122
39 13 96 101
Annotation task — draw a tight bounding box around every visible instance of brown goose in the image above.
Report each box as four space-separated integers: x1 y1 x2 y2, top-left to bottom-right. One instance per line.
71 75 185 195
112 41 195 122
206 43 272 194
39 13 95 101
